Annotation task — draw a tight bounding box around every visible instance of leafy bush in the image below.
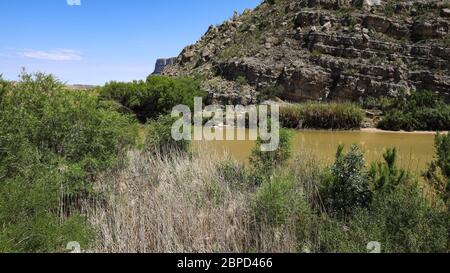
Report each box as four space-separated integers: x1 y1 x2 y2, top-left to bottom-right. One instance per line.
310 145 448 253
100 75 207 122
145 115 190 154
253 175 307 226
424 133 450 208
0 72 138 252
0 74 9 100
250 128 293 172
311 184 448 253
0 165 93 252
366 184 448 253
378 90 450 131
280 103 363 130
235 75 248 87
321 145 372 217
257 84 284 103
249 128 293 185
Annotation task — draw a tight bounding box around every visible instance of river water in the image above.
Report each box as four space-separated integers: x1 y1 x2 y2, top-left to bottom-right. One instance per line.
194 129 436 172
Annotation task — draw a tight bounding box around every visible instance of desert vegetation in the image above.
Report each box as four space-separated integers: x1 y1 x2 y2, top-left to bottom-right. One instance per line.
89 121 449 253
0 72 448 253
0 72 138 252
100 75 208 123
366 90 450 131
279 103 364 130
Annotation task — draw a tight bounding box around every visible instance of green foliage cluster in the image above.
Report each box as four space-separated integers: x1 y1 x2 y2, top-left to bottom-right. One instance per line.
248 132 448 252
0 72 138 252
257 84 284 103
369 148 408 193
280 103 363 130
144 115 190 154
377 90 450 131
424 133 450 209
100 75 207 123
253 174 308 226
321 145 372 217
249 128 293 179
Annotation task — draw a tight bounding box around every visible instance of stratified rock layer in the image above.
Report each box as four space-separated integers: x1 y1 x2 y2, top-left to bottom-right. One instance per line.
163 0 450 104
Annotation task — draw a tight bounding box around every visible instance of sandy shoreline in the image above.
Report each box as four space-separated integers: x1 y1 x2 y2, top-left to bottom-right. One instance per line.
360 128 447 135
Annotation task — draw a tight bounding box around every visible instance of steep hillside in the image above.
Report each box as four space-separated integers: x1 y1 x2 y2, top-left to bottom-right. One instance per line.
163 0 450 104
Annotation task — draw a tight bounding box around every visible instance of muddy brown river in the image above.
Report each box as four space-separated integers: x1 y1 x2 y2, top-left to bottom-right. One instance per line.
194 129 436 172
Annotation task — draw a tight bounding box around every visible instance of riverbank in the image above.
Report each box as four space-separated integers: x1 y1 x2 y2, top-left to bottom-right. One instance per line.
87 131 449 253
361 128 447 135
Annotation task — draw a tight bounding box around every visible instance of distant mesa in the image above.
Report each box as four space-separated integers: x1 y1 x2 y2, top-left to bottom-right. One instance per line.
152 57 177 75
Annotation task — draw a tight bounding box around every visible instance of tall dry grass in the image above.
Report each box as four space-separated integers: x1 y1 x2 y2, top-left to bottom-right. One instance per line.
86 149 304 253
280 103 364 130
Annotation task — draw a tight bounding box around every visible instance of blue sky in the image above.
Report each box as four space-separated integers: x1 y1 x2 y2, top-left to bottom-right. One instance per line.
0 0 260 85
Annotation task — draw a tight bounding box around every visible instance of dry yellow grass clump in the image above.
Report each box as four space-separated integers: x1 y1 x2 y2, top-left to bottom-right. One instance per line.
87 149 299 253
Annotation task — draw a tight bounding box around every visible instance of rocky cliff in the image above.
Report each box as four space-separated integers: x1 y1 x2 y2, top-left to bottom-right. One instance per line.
163 0 450 104
152 57 177 75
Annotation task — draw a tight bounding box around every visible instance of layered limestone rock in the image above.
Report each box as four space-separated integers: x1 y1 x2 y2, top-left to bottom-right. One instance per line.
163 0 450 104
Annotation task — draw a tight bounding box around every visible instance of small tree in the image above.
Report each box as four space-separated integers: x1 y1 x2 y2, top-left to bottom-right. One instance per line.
423 133 450 208
322 145 372 218
145 115 190 154
369 148 408 194
249 128 293 185
250 128 292 170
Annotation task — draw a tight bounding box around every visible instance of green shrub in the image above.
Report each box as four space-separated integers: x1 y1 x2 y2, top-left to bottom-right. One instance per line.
369 148 408 193
424 133 450 208
145 115 190 154
279 103 363 130
378 110 417 131
249 128 292 185
311 145 447 253
253 175 307 226
360 96 396 111
378 90 450 131
321 145 372 217
100 75 207 123
0 165 93 253
311 183 448 253
0 71 138 252
0 74 9 100
257 84 284 103
250 128 293 172
235 75 248 86
364 184 448 253
307 215 370 253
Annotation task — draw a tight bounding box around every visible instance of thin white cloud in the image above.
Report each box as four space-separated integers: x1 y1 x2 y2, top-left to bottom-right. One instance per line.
67 0 81 6
21 49 82 61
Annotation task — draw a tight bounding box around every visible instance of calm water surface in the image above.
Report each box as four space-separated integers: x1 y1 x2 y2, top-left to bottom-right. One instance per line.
194 129 436 172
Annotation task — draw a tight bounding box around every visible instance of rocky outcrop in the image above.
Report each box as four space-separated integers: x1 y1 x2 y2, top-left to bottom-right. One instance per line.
163 0 450 104
152 57 176 75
